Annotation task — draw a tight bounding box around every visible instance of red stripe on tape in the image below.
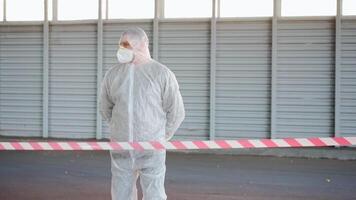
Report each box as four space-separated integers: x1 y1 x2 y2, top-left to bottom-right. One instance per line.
334 137 351 145
68 142 80 150
88 142 102 150
30 142 43 150
193 141 209 149
215 140 232 149
238 139 254 148
109 142 122 150
131 142 145 151
150 141 165 150
309 138 327 146
48 142 62 150
261 139 278 148
284 138 302 147
12 142 24 150
171 141 186 149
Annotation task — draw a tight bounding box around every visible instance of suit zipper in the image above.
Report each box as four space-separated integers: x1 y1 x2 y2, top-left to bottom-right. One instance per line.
128 65 134 142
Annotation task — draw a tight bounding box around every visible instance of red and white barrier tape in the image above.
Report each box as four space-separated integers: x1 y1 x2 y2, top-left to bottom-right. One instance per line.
0 137 355 151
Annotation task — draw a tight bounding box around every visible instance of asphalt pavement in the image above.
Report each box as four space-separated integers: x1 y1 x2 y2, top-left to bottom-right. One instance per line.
0 151 355 200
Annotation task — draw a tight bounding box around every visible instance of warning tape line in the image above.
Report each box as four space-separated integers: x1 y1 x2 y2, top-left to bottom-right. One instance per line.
0 137 355 151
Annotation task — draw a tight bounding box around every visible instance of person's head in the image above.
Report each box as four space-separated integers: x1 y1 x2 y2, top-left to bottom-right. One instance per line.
116 27 152 65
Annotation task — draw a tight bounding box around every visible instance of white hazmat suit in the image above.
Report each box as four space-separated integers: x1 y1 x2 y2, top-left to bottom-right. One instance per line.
99 27 185 200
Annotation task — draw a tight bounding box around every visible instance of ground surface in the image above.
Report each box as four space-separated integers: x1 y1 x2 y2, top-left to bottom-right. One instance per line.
0 151 355 200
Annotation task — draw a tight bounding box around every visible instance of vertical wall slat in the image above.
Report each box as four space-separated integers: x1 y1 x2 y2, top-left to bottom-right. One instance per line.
209 0 217 140
153 0 163 60
271 0 281 139
42 0 49 138
334 0 342 138
3 0 5 22
96 0 103 140
52 0 58 21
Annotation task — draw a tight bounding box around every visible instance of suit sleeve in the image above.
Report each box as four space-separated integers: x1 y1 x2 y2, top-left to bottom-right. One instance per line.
99 70 114 124
162 69 186 141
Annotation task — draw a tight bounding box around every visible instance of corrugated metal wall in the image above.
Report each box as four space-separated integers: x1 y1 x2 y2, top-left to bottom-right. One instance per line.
276 19 335 138
49 24 97 138
341 19 356 137
0 25 43 137
0 18 356 140
159 21 211 140
216 20 271 139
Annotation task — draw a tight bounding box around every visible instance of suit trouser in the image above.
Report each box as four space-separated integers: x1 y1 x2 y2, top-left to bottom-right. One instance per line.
110 149 167 200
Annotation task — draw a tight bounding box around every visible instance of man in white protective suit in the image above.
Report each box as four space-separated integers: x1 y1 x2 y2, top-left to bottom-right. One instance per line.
99 27 185 200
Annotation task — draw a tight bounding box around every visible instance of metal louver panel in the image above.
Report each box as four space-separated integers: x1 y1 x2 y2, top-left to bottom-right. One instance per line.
49 24 97 138
276 19 335 138
159 21 211 140
0 25 43 137
341 19 356 137
216 20 272 139
1 18 356 140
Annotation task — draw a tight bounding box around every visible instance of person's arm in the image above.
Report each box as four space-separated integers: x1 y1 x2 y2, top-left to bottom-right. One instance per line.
162 69 185 141
99 69 114 124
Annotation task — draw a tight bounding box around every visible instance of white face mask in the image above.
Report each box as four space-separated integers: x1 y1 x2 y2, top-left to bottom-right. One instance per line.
116 47 134 63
